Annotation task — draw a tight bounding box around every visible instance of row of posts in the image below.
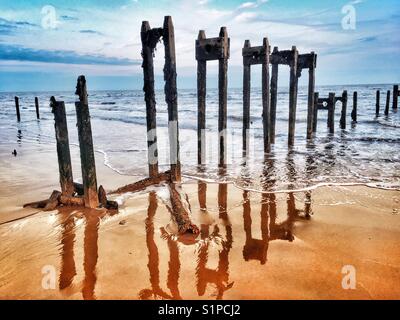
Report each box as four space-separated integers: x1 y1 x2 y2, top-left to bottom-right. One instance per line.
375 85 399 116
14 96 40 121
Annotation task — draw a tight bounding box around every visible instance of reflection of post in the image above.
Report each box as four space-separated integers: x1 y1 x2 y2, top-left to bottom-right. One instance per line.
198 181 207 211
82 213 99 300
59 210 77 290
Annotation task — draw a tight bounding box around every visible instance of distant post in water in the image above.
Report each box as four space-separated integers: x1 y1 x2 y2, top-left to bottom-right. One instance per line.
75 75 99 209
385 90 390 115
351 91 357 122
328 92 336 134
15 96 21 122
288 46 299 146
376 90 380 115
393 85 399 109
312 92 319 132
50 96 74 196
163 16 181 182
340 90 348 129
35 97 40 119
269 46 279 144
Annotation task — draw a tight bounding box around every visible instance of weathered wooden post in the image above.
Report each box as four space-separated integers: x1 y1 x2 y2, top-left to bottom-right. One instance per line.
393 85 399 109
75 75 99 209
288 46 299 146
376 90 380 115
328 92 335 134
312 92 319 132
15 96 21 122
197 30 207 164
50 96 74 196
35 97 40 119
141 21 160 178
163 16 181 182
306 52 316 139
385 90 390 115
351 91 357 122
269 46 279 144
261 38 271 153
242 40 251 154
218 27 229 166
340 90 348 129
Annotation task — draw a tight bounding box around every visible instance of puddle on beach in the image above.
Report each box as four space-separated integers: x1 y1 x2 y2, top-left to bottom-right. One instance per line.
0 182 399 300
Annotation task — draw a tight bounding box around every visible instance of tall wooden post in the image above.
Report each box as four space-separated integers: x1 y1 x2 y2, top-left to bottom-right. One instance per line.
75 75 99 209
261 37 270 153
50 96 74 196
163 16 181 182
35 97 40 119
269 46 279 144
328 92 335 134
218 27 228 166
376 90 380 115
141 21 159 178
393 85 398 109
242 40 251 154
312 92 319 132
197 30 207 165
351 91 357 122
15 96 20 122
340 90 348 129
306 52 316 139
288 46 299 146
385 90 390 115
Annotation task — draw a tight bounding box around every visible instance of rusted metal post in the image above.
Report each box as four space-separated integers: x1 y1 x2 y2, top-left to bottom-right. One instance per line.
306 52 316 139
197 30 207 165
312 92 319 132
393 85 398 109
218 27 229 166
141 21 160 178
35 97 40 119
328 92 335 134
50 96 74 196
288 46 299 146
351 91 357 122
385 90 390 115
376 90 380 115
75 75 99 209
15 96 20 122
269 46 279 144
261 37 271 153
340 90 348 129
163 16 181 182
242 40 251 154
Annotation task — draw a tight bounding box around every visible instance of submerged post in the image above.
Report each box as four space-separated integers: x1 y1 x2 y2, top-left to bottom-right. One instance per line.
141 21 159 178
376 90 380 115
75 75 99 209
261 37 271 153
312 92 319 132
35 97 40 119
242 40 251 154
269 46 279 144
218 27 229 166
393 85 399 109
351 91 357 122
385 90 390 115
340 90 348 129
15 96 21 122
328 92 335 134
163 16 181 182
197 30 207 164
306 52 316 139
50 96 74 196
288 46 299 146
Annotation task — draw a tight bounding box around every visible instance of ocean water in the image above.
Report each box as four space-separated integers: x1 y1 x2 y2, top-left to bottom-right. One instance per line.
0 84 399 193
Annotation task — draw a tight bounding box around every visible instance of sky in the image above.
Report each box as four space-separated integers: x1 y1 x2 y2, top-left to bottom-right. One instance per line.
0 0 399 91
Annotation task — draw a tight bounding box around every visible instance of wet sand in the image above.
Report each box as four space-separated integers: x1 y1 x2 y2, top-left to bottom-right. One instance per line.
0 180 399 300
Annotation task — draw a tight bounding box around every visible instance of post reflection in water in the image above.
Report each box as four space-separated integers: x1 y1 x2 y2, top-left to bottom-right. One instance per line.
59 209 77 290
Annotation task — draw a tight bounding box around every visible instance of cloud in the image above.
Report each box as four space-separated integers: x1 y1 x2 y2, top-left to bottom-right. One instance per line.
0 17 38 35
237 0 268 10
0 43 140 66
60 15 79 21
80 29 104 36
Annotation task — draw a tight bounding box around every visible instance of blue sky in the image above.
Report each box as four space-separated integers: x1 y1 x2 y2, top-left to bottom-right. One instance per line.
0 0 399 91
